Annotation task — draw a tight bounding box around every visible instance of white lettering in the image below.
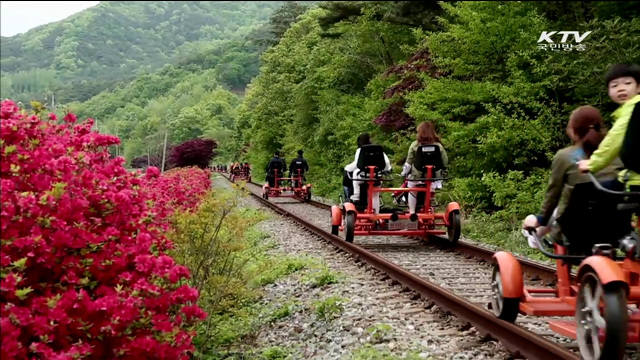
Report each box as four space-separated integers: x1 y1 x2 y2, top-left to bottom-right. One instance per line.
574 31 592 43
557 31 574 43
537 31 557 43
539 31 591 44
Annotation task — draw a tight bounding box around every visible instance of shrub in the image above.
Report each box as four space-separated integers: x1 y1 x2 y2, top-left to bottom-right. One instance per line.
0 101 206 360
168 139 217 170
142 166 212 216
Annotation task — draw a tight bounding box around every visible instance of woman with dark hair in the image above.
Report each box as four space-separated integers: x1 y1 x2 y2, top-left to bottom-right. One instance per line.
522 105 623 246
344 133 391 213
400 121 448 215
343 133 372 199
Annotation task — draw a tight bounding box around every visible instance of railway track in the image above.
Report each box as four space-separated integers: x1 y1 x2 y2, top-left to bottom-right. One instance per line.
220 174 638 360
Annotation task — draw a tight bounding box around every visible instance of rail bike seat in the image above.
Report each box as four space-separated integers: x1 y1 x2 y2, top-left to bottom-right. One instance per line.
413 144 446 179
343 145 390 210
354 145 388 180
553 176 640 258
404 145 448 211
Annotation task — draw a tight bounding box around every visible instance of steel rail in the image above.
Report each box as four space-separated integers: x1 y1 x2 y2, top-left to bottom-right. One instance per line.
223 175 578 360
245 179 561 284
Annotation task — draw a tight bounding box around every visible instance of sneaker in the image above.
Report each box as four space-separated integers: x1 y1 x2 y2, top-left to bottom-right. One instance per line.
350 194 360 202
522 229 541 249
393 196 406 207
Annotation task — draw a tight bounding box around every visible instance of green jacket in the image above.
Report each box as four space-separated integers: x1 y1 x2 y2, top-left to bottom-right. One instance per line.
588 94 640 187
537 144 623 226
406 140 448 178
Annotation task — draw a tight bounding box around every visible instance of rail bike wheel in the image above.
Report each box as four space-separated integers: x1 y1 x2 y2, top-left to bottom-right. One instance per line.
448 210 461 244
576 270 628 360
331 225 339 236
490 263 520 323
345 212 355 243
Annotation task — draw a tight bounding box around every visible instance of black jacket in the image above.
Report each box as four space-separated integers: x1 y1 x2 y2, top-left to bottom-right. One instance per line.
266 156 286 174
289 156 309 176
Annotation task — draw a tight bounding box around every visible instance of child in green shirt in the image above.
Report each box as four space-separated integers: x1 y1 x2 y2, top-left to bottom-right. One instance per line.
578 63 640 190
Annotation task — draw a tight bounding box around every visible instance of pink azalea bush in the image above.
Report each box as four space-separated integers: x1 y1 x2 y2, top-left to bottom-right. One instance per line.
0 100 206 360
141 167 212 216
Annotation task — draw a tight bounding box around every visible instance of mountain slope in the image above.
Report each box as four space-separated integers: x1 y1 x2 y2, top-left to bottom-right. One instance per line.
66 1 315 164
0 1 282 104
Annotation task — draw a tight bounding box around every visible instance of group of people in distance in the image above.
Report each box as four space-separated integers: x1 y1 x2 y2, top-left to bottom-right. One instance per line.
212 164 228 172
229 162 250 177
261 63 639 249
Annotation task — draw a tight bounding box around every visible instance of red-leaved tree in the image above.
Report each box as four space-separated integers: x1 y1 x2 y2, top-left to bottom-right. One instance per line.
0 100 206 360
168 139 217 170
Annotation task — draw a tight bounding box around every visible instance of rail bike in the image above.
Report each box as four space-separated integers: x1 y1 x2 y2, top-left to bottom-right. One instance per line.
330 144 461 244
230 166 251 183
491 173 640 360
262 169 312 202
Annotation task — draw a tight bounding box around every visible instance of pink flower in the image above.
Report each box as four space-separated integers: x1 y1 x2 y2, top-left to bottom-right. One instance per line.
181 305 207 321
0 100 206 359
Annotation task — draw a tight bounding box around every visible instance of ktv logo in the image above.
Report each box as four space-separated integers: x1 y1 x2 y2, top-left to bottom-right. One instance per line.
537 31 592 52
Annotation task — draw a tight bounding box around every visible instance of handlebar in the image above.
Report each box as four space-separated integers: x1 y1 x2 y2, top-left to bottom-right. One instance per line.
586 172 640 198
346 171 394 181
344 169 450 182
522 228 589 260
572 154 640 198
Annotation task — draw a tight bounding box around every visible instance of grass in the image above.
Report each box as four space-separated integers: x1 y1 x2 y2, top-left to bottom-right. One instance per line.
349 346 435 360
313 295 348 321
461 211 553 263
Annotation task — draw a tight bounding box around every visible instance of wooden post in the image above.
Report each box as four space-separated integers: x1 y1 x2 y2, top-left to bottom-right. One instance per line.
161 130 168 173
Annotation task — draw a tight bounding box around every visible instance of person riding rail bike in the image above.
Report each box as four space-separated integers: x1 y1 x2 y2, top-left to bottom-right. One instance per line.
265 151 287 187
522 105 624 250
577 63 640 195
289 150 309 188
400 121 448 216
345 133 391 214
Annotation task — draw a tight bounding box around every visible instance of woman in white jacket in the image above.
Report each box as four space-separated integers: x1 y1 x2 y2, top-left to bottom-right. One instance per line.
345 133 391 213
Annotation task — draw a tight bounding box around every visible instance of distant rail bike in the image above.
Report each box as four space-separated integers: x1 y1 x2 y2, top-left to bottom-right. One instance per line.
262 169 312 202
230 165 250 182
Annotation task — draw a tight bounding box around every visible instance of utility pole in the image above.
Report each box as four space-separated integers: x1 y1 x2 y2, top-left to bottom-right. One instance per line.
115 127 119 157
161 130 168 173
147 145 150 167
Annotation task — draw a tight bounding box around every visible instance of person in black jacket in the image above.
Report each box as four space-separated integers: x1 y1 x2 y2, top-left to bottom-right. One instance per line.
266 151 286 187
289 150 309 187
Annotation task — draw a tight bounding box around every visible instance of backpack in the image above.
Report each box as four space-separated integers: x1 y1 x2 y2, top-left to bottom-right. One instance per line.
620 103 640 173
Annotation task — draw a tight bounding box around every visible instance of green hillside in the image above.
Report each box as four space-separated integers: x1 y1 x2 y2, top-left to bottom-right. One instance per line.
0 1 283 104
68 1 312 164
